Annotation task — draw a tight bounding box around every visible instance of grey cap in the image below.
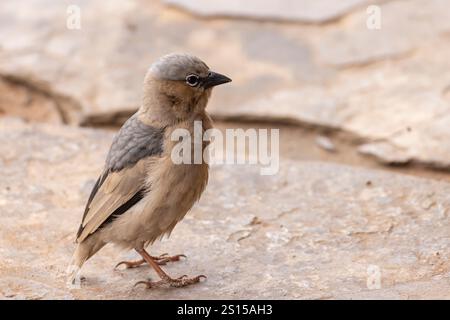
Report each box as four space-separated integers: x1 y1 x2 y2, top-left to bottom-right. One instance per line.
149 53 210 81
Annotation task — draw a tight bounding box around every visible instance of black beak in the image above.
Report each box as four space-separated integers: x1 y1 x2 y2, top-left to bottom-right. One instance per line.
202 71 232 89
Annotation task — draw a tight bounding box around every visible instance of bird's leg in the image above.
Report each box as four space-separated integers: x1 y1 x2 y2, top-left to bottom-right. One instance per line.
134 248 206 288
115 252 186 269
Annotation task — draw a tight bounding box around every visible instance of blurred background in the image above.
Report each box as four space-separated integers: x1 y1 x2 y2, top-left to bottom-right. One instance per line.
1 0 450 299
2 0 450 179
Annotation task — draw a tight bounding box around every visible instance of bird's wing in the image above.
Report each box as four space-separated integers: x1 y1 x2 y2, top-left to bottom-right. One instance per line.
76 113 165 243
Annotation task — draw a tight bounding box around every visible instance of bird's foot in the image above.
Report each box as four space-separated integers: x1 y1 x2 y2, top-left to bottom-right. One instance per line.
151 253 186 266
115 253 186 269
115 258 146 270
134 274 206 289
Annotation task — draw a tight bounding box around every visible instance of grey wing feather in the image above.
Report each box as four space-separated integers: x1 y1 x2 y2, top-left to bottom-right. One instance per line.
106 113 164 172
76 113 164 242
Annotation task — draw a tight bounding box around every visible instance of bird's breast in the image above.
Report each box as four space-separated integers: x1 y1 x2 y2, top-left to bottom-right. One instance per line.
135 154 209 242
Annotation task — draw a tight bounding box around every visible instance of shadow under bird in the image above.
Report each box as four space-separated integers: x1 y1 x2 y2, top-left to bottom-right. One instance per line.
68 53 231 288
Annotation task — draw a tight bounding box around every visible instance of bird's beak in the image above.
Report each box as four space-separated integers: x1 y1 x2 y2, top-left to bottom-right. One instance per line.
203 71 232 89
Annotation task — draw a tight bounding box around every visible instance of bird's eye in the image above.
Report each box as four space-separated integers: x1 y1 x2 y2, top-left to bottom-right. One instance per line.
186 74 199 87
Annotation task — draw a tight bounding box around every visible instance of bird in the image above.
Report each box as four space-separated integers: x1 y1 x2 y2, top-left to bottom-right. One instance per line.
68 53 231 288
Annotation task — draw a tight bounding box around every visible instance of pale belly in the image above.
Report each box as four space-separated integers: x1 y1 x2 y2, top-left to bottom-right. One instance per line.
99 157 209 249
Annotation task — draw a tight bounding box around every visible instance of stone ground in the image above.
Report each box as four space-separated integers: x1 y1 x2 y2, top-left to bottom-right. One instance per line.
1 118 449 299
0 0 450 299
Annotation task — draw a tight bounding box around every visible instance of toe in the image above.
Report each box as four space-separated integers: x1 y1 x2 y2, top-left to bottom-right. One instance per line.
114 261 127 270
133 281 149 288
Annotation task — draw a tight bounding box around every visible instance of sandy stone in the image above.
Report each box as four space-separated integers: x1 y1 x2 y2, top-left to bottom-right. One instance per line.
163 0 370 23
2 0 450 172
214 39 450 168
316 0 450 67
0 118 449 299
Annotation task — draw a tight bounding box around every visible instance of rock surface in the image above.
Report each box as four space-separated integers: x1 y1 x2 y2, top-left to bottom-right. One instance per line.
164 0 371 23
1 118 449 299
2 0 450 168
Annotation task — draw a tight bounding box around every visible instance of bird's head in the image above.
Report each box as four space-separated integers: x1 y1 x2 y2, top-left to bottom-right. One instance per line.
141 53 231 124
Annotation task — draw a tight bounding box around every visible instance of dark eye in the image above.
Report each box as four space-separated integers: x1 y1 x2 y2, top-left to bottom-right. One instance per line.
186 74 199 87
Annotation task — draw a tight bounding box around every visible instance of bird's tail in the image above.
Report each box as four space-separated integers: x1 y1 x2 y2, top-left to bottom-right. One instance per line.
66 237 105 288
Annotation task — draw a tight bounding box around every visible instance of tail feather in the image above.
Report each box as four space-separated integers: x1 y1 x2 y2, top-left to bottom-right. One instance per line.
66 236 105 288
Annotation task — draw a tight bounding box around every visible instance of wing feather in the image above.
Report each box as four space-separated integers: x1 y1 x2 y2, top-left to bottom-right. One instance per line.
75 113 164 243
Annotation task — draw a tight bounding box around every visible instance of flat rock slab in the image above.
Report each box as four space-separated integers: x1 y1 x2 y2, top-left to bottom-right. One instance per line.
164 0 370 23
2 0 450 168
0 118 449 299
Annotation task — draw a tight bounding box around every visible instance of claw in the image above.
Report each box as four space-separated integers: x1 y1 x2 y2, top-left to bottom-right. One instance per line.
114 261 127 270
115 254 185 270
134 274 206 289
152 254 186 265
114 259 145 270
134 280 152 289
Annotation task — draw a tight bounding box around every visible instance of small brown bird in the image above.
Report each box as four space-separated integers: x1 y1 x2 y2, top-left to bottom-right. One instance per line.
68 53 231 288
